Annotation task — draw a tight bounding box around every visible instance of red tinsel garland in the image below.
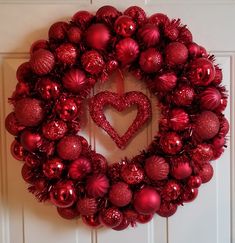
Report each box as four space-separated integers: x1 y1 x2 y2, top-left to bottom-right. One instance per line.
5 5 229 230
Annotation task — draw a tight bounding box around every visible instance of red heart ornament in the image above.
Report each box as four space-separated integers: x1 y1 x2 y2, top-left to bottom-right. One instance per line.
89 91 152 149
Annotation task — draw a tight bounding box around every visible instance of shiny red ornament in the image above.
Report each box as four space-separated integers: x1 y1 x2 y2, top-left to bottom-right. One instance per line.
25 153 41 168
21 163 35 184
215 97 228 113
173 85 195 106
194 111 220 140
86 174 109 198
30 39 49 56
57 206 79 220
148 13 170 27
82 214 101 228
50 180 77 208
187 176 202 188
5 112 24 135
212 67 223 85
200 87 221 110
139 48 162 73
42 120 67 141
55 43 77 65
43 157 65 179
187 42 201 58
114 15 136 37
124 6 147 26
182 187 198 203
85 23 110 50
156 201 177 217
96 6 120 25
48 21 69 40
36 77 60 100
187 58 215 86
72 10 93 29
197 162 214 183
77 198 98 216
112 216 129 231
137 213 153 223
219 117 229 136
20 130 42 152
144 155 169 181
116 38 139 65
15 98 44 127
67 26 82 44
160 132 183 155
212 136 225 149
57 135 82 160
134 187 161 215
16 62 31 83
161 180 181 201
154 72 177 92
68 157 91 180
109 182 132 207
191 143 214 164
169 108 189 131
121 163 144 185
81 50 105 75
165 42 188 66
99 207 123 228
138 24 160 47
91 153 108 174
30 49 55 75
13 82 30 98
62 68 87 93
171 156 192 180
11 140 26 161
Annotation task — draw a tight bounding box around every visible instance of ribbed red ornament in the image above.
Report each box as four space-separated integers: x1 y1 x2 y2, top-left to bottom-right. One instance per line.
124 6 147 26
43 157 65 179
200 87 221 110
68 157 91 180
55 43 77 65
154 72 177 92
96 6 120 25
170 156 192 180
77 198 98 216
138 24 160 47
114 15 136 37
48 21 69 40
169 108 189 131
72 11 94 29
67 26 82 44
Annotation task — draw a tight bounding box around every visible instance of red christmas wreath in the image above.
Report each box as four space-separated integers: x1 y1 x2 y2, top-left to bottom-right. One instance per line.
5 5 229 230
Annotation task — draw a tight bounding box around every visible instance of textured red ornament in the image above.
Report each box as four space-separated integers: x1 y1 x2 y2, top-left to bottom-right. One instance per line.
57 206 79 220
148 13 170 27
67 26 82 44
170 156 192 180
187 176 202 188
42 120 67 141
182 188 198 203
30 39 49 56
191 143 214 164
25 153 41 168
200 87 221 110
121 163 144 185
156 201 177 217
212 136 225 149
77 198 98 216
91 153 108 174
138 24 160 47
68 157 91 180
137 213 153 223
96 6 120 25
219 117 229 136
154 72 177 92
144 155 169 181
43 158 65 179
124 6 147 26
13 81 30 98
169 108 189 131
5 112 25 136
55 43 77 65
197 162 214 183
82 214 101 228
112 216 129 231
160 132 183 155
187 42 201 58
20 130 42 152
48 22 69 40
99 207 123 228
16 62 31 83
173 85 195 106
11 140 26 161
114 15 136 37
161 180 181 201
72 11 94 29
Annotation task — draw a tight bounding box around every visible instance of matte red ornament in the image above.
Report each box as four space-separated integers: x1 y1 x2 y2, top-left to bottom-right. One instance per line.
212 136 225 149
42 120 67 141
99 207 123 228
139 48 162 73
165 42 188 66
124 6 147 26
134 187 161 215
11 140 26 161
43 157 65 179
161 180 181 201
156 201 177 217
81 50 105 75
109 182 132 207
200 87 221 110
30 49 55 75
187 176 202 188
86 174 109 198
55 43 77 65
173 85 195 106
72 11 94 29
30 39 49 56
16 62 31 83
194 111 220 140
57 135 82 160
191 143 214 164
25 153 41 168
50 180 77 208
197 162 214 183
144 155 169 181
20 130 42 152
112 216 129 231
96 6 120 25
160 132 183 155
187 58 215 86
82 214 101 228
171 156 192 179
182 188 198 203
154 72 177 92
77 198 98 216
57 206 79 220
85 23 110 50
116 38 139 65
137 213 153 223
67 26 82 44
169 108 189 131
89 91 151 149
15 98 44 127
68 157 91 180
138 24 160 47
48 22 69 40
121 163 144 185
114 15 136 37
91 153 108 174
148 13 170 27
5 112 25 135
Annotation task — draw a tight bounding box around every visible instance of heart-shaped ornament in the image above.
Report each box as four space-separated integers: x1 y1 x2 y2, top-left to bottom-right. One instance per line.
89 91 152 149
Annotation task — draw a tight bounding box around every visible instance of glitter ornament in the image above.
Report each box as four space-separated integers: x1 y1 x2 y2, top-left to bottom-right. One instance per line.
82 214 101 228
112 216 129 231
134 187 161 215
30 39 49 56
48 22 68 40
99 207 123 228
161 180 181 201
173 85 195 106
5 112 24 136
42 120 67 141
109 182 132 207
77 198 98 216
43 157 65 179
72 10 94 29
191 143 214 164
15 98 44 127
156 201 177 217
144 155 169 181
55 43 77 65
169 108 189 131
67 26 82 44
200 87 221 110
170 156 192 180
57 206 79 220
197 162 214 183
96 6 120 25
148 13 170 27
11 140 26 161
91 153 108 174
68 157 91 180
154 72 177 92
187 176 202 188
139 48 162 73
138 24 160 47
114 15 136 37
30 49 55 75
160 132 183 155
121 163 144 185
20 130 42 152
124 6 147 26
178 27 193 44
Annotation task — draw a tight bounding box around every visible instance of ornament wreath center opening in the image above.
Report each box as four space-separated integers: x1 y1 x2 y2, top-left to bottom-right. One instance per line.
5 5 229 231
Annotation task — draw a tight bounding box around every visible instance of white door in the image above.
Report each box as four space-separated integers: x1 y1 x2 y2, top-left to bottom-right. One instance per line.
0 1 234 243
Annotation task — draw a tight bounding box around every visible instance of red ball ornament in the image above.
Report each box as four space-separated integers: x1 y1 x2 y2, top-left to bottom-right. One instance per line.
138 24 160 47
187 42 201 58
20 130 42 152
191 143 214 164
109 182 132 207
116 38 139 65
134 187 161 215
42 120 67 141
169 108 189 131
48 21 69 40
13 81 30 98
36 77 60 100
187 58 215 86
96 6 120 25
43 157 65 179
62 68 87 93
21 163 35 184
16 62 31 83
160 132 183 155
30 49 55 75
114 15 136 37
197 162 214 183
154 72 177 92
82 214 101 228
68 157 91 180
86 174 109 198
156 201 177 217
121 163 144 185
212 136 225 149
124 6 147 26
144 155 169 181
215 97 228 113
30 39 49 56
25 153 41 168
15 98 44 127
55 43 77 65
187 176 202 188
173 85 195 106
200 87 221 110
91 153 108 174
212 67 223 85
182 188 198 203
67 26 82 44
99 207 123 228
194 111 220 140
171 156 192 180
5 112 25 135
178 27 193 44
72 11 94 29
161 180 181 201
11 140 26 161
77 198 98 216
85 23 110 50
148 13 170 27
163 21 179 41
139 48 162 73
137 213 153 223
50 180 77 208
165 42 188 66
219 117 229 136
123 209 138 226
57 206 79 220
81 50 105 75
57 135 82 160
112 216 129 231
